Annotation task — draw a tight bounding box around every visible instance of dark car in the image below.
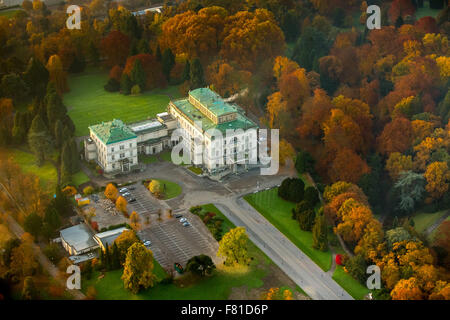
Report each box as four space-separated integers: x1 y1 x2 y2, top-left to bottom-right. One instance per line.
175 214 183 219
128 198 136 203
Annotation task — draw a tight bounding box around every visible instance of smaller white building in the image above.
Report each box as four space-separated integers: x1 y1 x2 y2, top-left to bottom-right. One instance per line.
60 224 99 256
93 227 128 251
85 114 178 174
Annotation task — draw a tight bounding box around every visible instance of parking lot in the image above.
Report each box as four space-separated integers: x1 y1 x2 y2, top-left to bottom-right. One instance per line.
137 212 220 270
120 183 160 215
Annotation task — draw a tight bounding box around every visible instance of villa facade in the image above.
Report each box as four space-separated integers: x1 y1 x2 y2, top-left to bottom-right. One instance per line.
85 88 259 176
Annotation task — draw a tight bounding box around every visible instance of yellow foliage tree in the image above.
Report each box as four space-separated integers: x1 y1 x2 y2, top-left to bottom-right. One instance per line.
217 227 251 267
121 242 156 294
149 180 162 197
129 211 141 231
424 161 450 200
385 152 413 181
46 54 68 95
104 183 118 201
116 196 128 214
391 278 424 300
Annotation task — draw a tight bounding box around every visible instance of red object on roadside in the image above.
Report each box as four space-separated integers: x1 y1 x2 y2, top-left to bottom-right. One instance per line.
335 254 343 265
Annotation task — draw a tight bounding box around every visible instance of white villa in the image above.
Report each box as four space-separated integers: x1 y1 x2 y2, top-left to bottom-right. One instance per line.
85 88 259 177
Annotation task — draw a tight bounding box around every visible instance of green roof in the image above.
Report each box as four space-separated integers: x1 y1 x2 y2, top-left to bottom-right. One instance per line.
171 98 258 134
189 88 238 117
89 119 137 145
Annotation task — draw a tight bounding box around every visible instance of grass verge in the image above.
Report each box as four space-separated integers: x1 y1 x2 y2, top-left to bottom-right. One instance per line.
244 188 332 271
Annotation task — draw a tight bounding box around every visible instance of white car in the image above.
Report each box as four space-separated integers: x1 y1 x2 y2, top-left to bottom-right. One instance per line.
180 218 187 223
144 240 152 246
183 222 191 227
119 188 128 193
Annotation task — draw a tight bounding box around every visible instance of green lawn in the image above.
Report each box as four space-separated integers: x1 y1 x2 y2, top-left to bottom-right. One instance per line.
188 166 203 175
412 210 447 234
244 188 332 271
332 266 369 300
153 179 182 200
9 149 58 192
138 154 159 164
64 70 181 136
415 6 441 19
72 171 90 187
0 9 21 18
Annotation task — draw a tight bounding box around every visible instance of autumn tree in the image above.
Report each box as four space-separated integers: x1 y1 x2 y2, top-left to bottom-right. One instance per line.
123 54 166 91
391 278 424 300
121 242 156 294
10 234 39 280
221 9 285 71
46 55 68 95
104 183 118 201
389 0 416 24
148 180 162 197
114 229 140 264
206 60 251 97
129 211 141 230
385 152 413 181
218 227 251 267
261 287 293 300
161 7 228 61
116 196 128 214
377 117 413 155
101 31 130 68
328 148 370 183
424 161 450 200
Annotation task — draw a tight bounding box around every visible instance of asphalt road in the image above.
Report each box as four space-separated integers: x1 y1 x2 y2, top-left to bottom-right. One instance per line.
215 197 354 300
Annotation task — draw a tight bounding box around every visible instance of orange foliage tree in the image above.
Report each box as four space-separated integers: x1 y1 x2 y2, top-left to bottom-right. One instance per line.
377 117 413 155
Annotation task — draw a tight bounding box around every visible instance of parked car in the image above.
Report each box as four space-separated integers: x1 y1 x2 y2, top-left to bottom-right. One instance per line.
127 198 136 203
180 217 187 223
122 192 131 197
128 186 136 190
175 214 183 219
144 240 152 246
183 222 191 227
119 188 128 193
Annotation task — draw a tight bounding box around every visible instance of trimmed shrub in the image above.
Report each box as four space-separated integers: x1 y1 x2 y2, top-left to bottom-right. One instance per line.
278 177 305 203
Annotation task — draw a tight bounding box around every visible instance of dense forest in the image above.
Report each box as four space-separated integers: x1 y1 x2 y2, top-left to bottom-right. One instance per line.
0 0 449 300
